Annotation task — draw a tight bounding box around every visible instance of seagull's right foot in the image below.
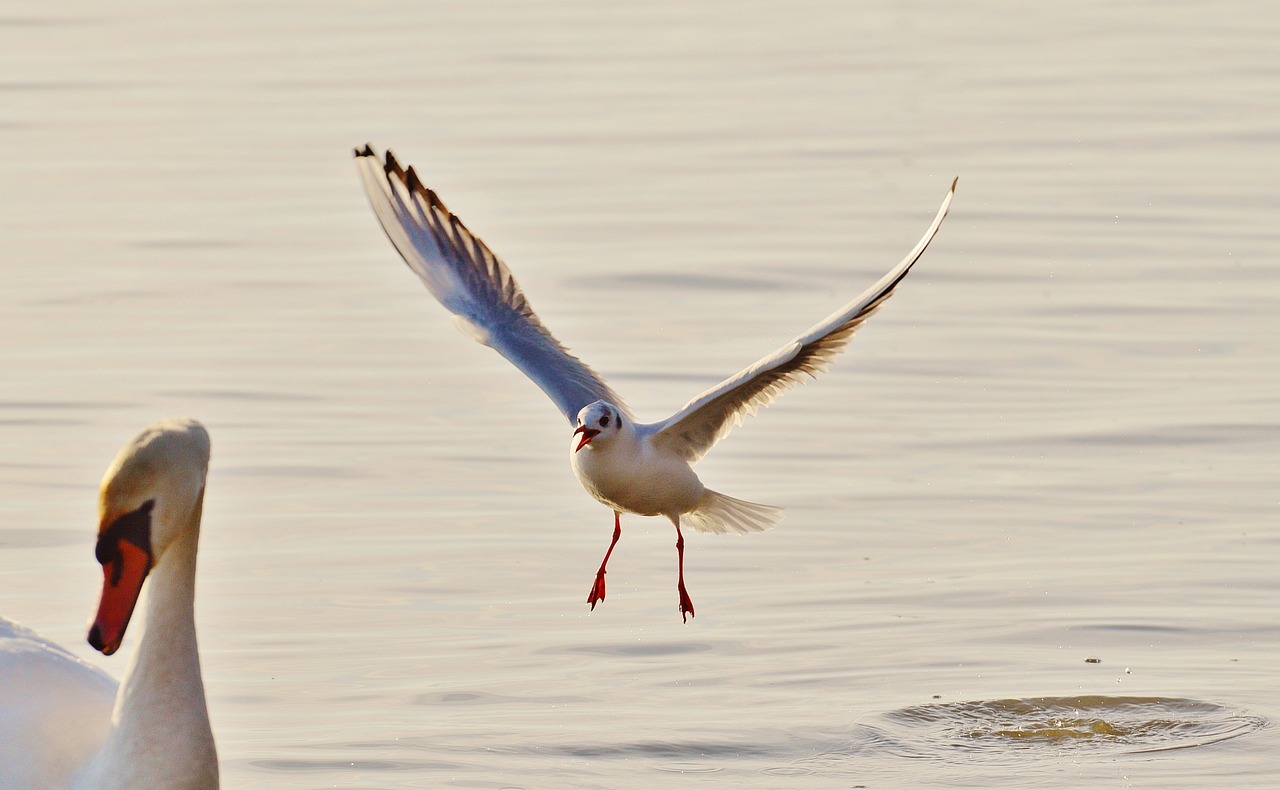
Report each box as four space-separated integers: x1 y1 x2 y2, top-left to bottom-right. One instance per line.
587 512 623 613
587 572 606 610
674 522 695 623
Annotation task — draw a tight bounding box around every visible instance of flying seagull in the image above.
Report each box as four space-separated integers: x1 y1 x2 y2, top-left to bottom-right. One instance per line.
355 145 956 621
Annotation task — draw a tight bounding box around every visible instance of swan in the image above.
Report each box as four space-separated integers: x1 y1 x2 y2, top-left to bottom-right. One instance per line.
0 417 218 789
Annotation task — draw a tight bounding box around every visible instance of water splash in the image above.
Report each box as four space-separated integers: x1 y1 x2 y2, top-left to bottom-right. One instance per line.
870 696 1265 759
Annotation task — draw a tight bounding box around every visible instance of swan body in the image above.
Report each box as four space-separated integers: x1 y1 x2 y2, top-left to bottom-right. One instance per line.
0 418 218 788
0 619 116 788
356 145 956 618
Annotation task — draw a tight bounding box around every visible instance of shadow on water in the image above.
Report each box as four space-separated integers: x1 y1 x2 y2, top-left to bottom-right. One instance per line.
541 641 717 658
509 697 1264 774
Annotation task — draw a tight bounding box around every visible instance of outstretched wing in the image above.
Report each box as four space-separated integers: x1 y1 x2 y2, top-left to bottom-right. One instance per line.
644 178 956 463
354 146 630 424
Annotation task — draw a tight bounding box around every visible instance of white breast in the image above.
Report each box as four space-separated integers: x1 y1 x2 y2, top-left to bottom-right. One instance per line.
570 429 705 519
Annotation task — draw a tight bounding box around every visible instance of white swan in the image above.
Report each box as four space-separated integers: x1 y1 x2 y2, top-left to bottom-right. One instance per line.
0 418 218 789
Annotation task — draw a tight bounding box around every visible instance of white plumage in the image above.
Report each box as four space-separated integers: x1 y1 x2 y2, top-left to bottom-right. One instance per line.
0 418 218 788
356 145 956 620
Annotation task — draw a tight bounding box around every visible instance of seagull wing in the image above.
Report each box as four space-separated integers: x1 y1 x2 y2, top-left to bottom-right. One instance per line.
355 146 630 425
644 178 956 463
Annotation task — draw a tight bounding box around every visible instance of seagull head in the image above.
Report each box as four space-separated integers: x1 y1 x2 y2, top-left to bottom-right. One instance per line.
573 401 623 452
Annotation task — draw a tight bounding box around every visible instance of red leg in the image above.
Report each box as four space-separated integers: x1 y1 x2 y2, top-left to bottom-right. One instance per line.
587 512 622 611
676 522 695 622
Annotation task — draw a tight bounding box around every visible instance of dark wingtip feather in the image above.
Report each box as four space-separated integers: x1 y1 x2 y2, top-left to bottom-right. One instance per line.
405 165 421 192
354 143 375 158
426 186 446 211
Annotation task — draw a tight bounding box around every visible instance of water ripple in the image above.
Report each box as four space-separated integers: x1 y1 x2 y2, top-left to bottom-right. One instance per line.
865 696 1266 760
251 757 460 773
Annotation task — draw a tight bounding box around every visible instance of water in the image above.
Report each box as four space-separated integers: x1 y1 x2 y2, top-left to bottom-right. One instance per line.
2 0 1278 786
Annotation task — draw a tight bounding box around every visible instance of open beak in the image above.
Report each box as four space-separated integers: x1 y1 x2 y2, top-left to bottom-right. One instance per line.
573 425 600 452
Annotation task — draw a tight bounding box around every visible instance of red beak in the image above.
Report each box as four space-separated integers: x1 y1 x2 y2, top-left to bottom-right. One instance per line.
88 501 155 656
87 540 152 656
573 425 600 452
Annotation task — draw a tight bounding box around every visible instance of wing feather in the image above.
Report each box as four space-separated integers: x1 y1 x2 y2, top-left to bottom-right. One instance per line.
354 146 630 424
644 178 956 462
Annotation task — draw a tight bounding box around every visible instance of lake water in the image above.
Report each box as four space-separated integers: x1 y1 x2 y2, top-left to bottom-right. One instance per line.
2 0 1278 787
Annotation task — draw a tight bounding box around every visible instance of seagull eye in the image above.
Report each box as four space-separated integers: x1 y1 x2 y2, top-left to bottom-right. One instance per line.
599 414 609 428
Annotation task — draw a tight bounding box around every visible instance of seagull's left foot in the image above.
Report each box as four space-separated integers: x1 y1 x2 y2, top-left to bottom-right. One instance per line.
677 581 696 623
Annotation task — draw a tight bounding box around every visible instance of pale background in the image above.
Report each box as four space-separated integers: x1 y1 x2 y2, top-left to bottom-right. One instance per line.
2 1 1277 787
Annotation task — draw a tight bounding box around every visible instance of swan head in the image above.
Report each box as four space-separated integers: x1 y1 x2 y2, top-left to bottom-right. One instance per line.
572 400 624 452
88 417 211 656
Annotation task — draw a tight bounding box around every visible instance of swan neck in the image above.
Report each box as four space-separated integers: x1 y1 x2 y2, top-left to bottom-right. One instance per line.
93 491 218 788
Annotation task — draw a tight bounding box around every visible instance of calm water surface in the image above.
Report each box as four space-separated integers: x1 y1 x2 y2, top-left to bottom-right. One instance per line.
2 1 1277 787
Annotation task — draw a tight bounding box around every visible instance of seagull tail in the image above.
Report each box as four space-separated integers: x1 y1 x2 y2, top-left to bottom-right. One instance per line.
682 490 783 535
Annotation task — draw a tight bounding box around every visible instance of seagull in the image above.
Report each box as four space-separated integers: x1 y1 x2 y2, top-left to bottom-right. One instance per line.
355 145 956 621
